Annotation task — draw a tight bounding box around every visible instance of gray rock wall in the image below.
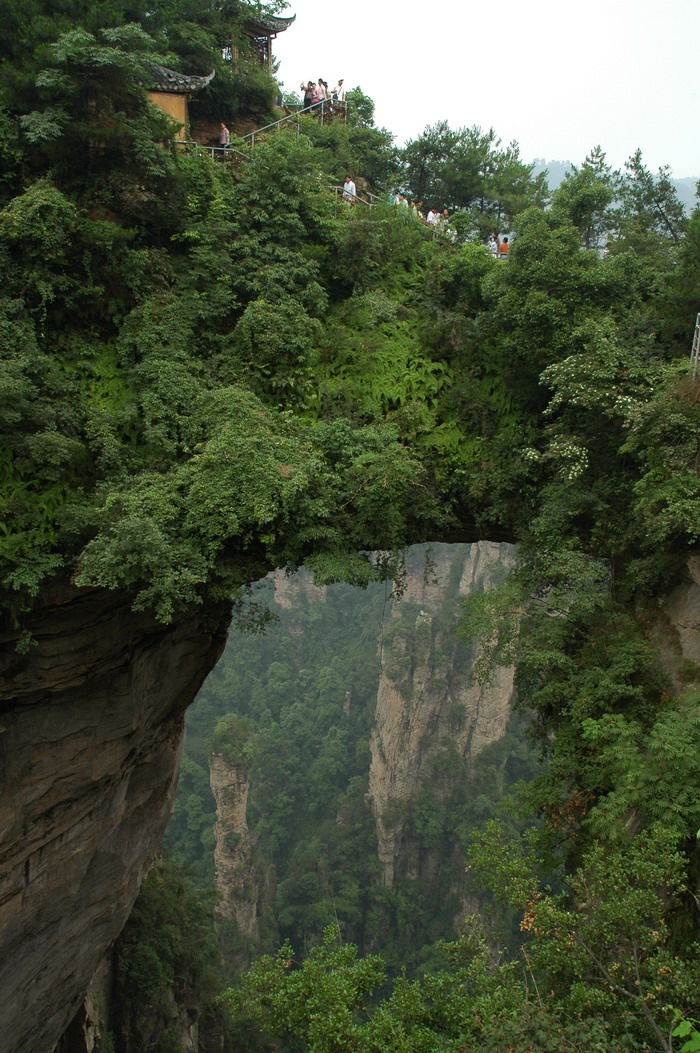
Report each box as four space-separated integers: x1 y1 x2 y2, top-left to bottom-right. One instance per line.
0 583 230 1053
210 752 262 966
368 542 517 886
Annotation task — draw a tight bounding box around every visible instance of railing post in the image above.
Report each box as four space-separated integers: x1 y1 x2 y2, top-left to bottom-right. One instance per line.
690 312 700 378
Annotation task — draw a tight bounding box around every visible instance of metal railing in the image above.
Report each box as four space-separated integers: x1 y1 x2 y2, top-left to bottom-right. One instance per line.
242 99 346 148
690 312 700 377
173 140 248 164
327 185 371 206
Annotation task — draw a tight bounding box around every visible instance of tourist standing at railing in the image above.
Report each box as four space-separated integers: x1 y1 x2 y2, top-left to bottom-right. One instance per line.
219 122 230 149
302 81 315 109
317 79 330 118
343 175 356 202
426 207 440 226
487 233 499 255
332 79 346 102
498 236 510 257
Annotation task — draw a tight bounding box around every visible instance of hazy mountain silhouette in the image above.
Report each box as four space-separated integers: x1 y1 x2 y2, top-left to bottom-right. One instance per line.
532 159 698 214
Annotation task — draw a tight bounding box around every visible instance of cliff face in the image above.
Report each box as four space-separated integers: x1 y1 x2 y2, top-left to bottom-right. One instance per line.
271 570 327 611
649 554 700 691
5 547 699 1053
210 752 265 967
0 583 230 1053
367 542 517 887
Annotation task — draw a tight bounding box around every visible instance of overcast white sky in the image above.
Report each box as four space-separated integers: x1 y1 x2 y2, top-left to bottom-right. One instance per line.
274 0 700 178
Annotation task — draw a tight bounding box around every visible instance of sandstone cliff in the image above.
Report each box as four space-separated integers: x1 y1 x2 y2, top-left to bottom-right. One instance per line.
0 583 230 1053
5 548 700 1053
210 752 266 968
271 569 327 611
648 553 700 691
368 542 517 887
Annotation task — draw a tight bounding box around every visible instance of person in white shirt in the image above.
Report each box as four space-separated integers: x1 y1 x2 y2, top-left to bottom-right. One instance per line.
426 208 440 225
332 79 346 102
342 175 356 201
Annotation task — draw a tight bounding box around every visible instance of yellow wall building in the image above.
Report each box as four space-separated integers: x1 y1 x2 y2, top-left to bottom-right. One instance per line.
147 65 215 138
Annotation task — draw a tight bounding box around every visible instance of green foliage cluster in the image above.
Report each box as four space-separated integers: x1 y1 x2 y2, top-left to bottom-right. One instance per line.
10 0 664 625
167 552 536 977
5 0 700 1046
111 856 220 1053
0 11 451 618
293 107 397 189
398 121 549 238
222 836 700 1053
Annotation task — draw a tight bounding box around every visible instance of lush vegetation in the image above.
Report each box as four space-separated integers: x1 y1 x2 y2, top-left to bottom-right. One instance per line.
166 549 536 978
0 0 447 625
4 0 700 1049
110 857 220 1053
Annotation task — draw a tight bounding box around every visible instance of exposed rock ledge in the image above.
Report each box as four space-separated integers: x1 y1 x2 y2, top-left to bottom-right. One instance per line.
0 583 230 1053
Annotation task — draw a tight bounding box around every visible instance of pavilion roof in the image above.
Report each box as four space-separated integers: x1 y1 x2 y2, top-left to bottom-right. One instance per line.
242 12 296 37
147 64 216 94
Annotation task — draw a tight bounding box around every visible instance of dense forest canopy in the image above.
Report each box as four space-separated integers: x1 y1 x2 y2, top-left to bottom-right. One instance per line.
3 0 700 1049
165 551 536 978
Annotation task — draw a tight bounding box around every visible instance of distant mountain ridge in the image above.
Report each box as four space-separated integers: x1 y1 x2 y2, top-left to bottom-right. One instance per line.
531 158 699 214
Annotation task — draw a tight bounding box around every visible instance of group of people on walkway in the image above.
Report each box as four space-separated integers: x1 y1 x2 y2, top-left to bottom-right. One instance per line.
215 77 346 150
213 138 514 256
487 233 510 258
388 191 452 232
301 79 346 112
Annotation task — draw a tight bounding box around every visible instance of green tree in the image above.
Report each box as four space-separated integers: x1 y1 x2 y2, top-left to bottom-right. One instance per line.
221 827 699 1053
552 146 616 249
469 822 700 1053
345 85 376 128
400 121 547 233
615 149 687 247
112 856 219 1052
